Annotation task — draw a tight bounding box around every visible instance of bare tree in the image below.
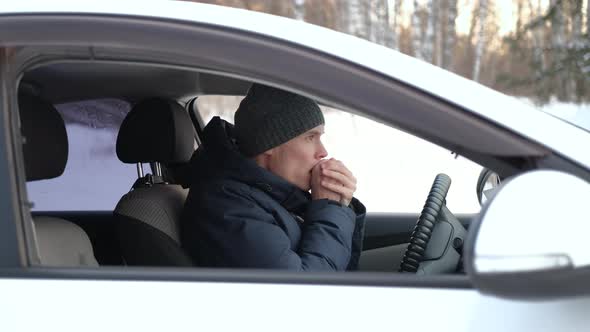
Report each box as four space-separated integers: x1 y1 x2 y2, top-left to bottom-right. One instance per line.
374 0 390 46
516 0 524 32
335 0 349 32
528 0 546 71
550 0 568 99
390 0 403 50
293 0 305 21
443 0 458 70
429 0 441 66
419 0 437 63
571 0 583 48
473 0 488 82
347 0 369 39
569 0 584 99
411 0 424 59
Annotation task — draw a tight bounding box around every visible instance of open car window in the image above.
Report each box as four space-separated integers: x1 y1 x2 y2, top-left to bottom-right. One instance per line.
196 96 483 214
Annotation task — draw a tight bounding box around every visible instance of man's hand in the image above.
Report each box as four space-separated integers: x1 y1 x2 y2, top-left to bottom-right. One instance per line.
311 160 341 202
319 158 357 206
311 158 357 206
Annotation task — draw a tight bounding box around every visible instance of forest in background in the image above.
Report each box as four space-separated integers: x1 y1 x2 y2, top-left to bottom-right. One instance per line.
185 0 590 105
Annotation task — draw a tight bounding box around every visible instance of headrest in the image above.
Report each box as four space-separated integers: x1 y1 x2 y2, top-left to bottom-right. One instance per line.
116 98 195 164
19 93 68 181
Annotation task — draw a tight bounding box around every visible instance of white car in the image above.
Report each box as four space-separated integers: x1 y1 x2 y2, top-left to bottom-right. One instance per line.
1 2 590 331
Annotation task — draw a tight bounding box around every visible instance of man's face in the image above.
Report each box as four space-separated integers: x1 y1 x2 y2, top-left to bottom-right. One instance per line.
266 125 328 191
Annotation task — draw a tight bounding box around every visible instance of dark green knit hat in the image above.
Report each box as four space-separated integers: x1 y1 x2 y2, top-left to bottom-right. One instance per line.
234 84 325 157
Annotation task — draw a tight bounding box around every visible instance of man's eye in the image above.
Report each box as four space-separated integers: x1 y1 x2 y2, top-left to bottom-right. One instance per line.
307 135 315 141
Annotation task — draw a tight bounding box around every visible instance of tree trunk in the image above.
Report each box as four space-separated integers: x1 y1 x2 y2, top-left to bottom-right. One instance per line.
336 0 349 33
434 0 443 66
550 0 567 100
569 0 583 101
443 0 458 70
516 0 523 33
347 0 362 37
293 0 305 21
422 0 435 63
363 1 373 41
375 0 389 46
412 0 424 59
422 0 438 65
466 2 478 71
528 0 546 71
368 0 377 43
391 0 403 50
473 0 488 82
571 0 583 47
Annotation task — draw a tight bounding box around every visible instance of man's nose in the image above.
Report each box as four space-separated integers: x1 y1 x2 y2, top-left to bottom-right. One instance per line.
317 142 328 159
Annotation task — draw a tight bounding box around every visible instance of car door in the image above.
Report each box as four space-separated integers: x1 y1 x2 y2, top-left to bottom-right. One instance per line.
1 3 590 331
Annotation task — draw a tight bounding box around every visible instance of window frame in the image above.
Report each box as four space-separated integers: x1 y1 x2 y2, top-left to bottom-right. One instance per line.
0 47 26 268
0 12 559 289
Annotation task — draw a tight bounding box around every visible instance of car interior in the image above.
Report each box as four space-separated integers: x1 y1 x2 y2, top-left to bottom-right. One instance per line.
19 93 98 267
14 59 570 274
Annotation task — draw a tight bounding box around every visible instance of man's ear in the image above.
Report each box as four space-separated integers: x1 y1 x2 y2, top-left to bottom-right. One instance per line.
262 147 274 156
253 148 274 170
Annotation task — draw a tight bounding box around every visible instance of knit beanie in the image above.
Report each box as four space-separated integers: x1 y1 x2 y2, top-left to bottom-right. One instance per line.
234 84 325 157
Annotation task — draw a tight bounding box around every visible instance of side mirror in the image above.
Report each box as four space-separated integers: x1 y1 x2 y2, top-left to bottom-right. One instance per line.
475 168 501 206
465 170 590 300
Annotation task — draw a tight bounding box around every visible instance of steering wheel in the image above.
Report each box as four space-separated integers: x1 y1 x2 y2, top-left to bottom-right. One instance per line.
399 173 461 274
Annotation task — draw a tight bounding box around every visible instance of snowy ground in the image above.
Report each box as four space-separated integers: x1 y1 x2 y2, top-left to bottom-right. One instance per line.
26 98 589 214
26 124 138 211
521 98 590 132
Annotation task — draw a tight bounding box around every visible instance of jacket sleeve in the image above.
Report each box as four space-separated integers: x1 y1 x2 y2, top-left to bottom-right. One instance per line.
200 185 356 271
298 199 357 270
346 197 367 271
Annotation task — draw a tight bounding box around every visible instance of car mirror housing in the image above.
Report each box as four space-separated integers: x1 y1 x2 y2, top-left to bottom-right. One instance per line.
465 170 590 300
475 168 501 206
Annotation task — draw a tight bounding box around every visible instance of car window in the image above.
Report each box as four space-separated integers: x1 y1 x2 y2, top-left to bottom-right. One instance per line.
197 96 482 213
26 99 137 211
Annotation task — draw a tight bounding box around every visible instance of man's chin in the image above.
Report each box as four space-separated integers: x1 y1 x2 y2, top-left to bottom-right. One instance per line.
297 178 311 192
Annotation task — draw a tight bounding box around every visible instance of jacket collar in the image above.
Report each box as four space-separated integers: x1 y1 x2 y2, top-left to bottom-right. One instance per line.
194 117 310 213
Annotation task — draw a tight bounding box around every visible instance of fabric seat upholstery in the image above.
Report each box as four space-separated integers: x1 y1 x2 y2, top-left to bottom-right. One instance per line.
115 98 195 266
19 93 98 267
34 217 98 266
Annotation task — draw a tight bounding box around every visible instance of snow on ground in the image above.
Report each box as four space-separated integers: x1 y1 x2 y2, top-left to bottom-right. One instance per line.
522 99 590 132
26 97 589 214
26 124 137 211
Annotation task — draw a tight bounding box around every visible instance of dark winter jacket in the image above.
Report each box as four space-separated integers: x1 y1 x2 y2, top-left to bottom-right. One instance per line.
181 117 366 271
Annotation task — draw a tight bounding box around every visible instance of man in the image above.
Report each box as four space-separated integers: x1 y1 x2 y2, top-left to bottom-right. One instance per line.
181 84 366 271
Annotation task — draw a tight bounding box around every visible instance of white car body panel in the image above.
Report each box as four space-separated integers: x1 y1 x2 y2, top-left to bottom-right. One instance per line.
2 1 590 169
2 278 589 332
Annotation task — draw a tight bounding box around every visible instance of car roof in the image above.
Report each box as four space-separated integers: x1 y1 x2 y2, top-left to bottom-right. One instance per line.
3 1 590 169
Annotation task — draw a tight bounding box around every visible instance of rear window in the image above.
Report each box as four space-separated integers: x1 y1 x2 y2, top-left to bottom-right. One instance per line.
26 99 137 211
